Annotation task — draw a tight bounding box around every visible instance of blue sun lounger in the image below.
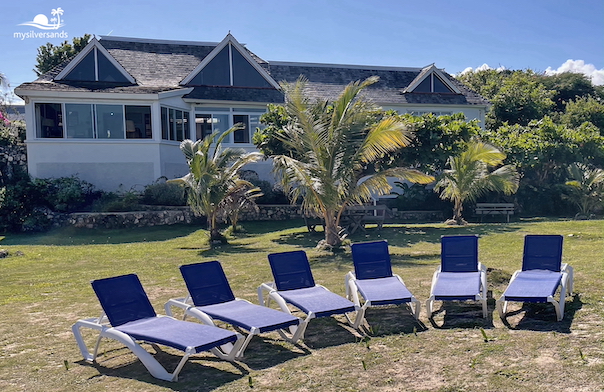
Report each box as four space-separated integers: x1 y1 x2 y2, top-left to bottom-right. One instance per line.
497 235 574 321
258 250 362 338
345 241 420 328
164 261 302 357
72 274 243 382
426 235 488 318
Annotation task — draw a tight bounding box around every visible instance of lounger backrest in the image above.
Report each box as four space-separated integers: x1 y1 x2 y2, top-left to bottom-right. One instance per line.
180 261 236 306
268 250 316 291
351 240 393 280
522 235 563 272
91 274 157 327
441 235 479 272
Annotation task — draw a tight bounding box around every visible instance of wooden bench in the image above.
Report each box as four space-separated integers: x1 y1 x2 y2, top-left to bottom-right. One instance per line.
475 203 515 223
342 205 388 234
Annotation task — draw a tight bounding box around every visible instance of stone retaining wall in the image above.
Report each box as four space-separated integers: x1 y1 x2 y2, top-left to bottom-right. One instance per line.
0 143 27 181
52 205 443 229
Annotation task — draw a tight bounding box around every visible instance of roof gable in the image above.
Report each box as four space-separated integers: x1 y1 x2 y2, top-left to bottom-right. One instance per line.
403 64 461 94
55 37 135 84
181 34 279 89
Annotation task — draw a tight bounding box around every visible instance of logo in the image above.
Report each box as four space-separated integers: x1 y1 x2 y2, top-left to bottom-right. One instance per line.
19 7 65 30
14 7 68 40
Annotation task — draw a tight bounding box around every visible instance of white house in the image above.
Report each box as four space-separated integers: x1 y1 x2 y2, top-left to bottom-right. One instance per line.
15 34 489 191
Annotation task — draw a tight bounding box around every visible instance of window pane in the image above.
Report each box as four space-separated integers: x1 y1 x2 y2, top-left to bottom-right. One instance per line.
232 47 271 88
195 114 212 140
415 77 431 93
35 103 63 138
214 114 230 143
183 111 190 140
63 50 96 81
161 107 168 140
188 46 230 86
233 114 249 143
96 105 124 139
175 110 184 141
97 51 129 83
433 75 452 93
65 104 94 138
125 106 152 139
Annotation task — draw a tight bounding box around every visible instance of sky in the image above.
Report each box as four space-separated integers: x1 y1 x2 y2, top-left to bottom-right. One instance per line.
1 0 603 103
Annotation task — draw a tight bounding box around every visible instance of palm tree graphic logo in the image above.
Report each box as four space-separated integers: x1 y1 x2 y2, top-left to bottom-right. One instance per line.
19 7 64 30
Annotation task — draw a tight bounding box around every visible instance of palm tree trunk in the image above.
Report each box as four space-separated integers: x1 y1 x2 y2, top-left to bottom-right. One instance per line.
323 213 341 247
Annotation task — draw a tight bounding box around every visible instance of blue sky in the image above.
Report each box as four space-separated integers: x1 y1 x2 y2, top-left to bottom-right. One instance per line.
1 0 603 103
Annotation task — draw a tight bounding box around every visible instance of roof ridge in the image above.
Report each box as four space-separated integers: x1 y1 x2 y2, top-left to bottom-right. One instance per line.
269 61 423 72
99 35 220 47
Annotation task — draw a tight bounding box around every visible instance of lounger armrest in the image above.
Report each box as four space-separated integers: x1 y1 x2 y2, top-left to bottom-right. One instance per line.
164 297 193 317
561 264 574 294
478 263 488 297
257 282 276 306
344 272 360 306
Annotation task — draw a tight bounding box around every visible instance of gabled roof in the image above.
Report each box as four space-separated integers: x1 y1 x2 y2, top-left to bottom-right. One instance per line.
402 64 461 94
15 35 489 107
55 37 136 84
181 34 280 89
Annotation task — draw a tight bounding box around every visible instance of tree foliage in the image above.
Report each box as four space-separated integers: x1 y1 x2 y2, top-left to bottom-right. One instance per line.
34 34 91 76
169 126 263 244
434 142 519 225
271 76 433 248
564 162 604 217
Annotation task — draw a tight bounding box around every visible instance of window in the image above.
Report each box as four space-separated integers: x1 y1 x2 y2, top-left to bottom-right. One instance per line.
35 103 152 139
62 47 131 83
35 103 63 138
161 107 190 141
125 106 152 139
187 43 272 88
195 113 230 142
408 111 453 117
65 104 94 138
413 74 454 93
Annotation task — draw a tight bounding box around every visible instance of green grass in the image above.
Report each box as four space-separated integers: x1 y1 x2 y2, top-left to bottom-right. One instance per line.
0 218 602 391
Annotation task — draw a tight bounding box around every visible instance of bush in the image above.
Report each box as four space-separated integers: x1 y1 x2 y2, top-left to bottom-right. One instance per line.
141 180 186 206
0 169 46 232
391 183 449 212
91 190 141 212
251 179 289 204
34 176 98 212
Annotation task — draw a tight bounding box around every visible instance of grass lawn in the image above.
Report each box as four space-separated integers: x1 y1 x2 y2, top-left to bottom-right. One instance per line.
0 218 602 391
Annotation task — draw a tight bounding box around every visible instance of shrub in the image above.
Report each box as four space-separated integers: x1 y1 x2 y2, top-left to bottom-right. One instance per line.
34 176 98 212
91 190 141 212
251 179 288 204
0 169 46 232
141 180 186 206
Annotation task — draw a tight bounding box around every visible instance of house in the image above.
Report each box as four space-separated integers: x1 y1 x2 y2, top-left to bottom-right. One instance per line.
15 34 489 191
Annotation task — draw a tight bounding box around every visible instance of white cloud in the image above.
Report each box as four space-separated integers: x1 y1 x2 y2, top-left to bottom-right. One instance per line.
458 63 506 75
545 59 604 86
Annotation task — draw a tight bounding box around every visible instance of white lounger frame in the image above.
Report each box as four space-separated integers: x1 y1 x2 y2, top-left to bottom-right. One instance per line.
496 264 574 322
426 262 488 318
72 313 243 382
344 271 421 329
164 296 301 358
257 282 362 339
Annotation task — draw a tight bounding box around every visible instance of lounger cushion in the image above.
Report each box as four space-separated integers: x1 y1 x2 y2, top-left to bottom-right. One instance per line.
115 316 238 353
197 300 300 333
355 276 414 306
432 271 482 300
502 270 563 303
277 286 356 317
351 241 393 280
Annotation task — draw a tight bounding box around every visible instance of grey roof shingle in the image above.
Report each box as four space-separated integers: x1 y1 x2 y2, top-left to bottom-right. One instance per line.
16 36 489 107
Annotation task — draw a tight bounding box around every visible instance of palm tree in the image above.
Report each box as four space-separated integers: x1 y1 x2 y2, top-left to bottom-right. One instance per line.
272 76 434 249
434 141 519 225
170 125 263 244
564 162 604 218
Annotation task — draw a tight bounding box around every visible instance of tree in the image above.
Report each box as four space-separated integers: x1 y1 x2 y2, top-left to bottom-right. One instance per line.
561 96 604 134
539 72 596 112
169 126 263 244
487 71 555 129
271 76 434 249
434 142 519 225
383 112 481 174
34 34 91 76
564 162 604 218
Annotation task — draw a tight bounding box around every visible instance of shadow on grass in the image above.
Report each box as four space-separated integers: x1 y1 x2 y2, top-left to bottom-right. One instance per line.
238 336 311 371
500 293 582 333
77 346 248 391
428 301 495 330
1 224 204 246
363 305 429 336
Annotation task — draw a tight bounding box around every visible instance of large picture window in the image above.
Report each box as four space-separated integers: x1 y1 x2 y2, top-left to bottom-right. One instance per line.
194 107 264 144
34 103 152 139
